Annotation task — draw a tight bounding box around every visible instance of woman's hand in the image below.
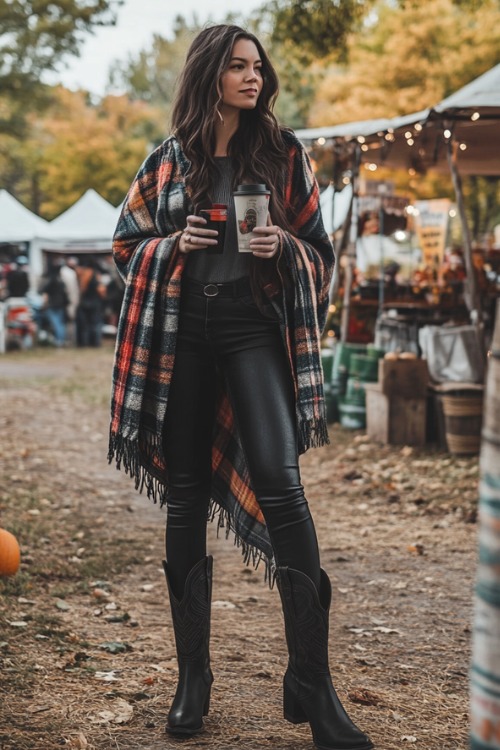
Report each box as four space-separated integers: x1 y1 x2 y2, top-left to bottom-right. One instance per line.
249 215 281 259
179 215 218 254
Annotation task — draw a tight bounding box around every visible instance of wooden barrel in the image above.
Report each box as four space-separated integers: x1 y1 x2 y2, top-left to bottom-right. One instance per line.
441 392 483 455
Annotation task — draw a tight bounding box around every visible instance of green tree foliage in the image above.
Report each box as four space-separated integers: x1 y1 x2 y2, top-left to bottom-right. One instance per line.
0 0 122 134
267 0 371 63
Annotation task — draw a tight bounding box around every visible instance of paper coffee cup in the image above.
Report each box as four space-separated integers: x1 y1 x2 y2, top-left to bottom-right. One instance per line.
233 184 271 253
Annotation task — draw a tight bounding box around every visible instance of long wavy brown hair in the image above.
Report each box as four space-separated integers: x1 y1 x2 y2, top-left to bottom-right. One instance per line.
171 24 291 235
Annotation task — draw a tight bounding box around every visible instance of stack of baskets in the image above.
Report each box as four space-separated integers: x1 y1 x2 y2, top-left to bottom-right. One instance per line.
322 343 385 429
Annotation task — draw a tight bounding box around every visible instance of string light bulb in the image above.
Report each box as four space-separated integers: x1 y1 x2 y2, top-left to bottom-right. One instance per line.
471 112 480 121
444 129 452 139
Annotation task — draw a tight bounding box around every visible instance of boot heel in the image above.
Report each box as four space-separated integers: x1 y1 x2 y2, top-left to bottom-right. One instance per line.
203 686 211 716
283 681 307 724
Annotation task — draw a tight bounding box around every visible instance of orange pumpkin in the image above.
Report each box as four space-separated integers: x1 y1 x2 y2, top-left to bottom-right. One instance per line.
0 528 21 576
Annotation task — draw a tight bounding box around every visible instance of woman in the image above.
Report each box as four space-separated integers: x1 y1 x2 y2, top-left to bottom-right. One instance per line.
109 24 373 750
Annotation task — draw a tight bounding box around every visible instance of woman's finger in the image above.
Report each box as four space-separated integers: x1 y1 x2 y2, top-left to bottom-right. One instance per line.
180 215 218 253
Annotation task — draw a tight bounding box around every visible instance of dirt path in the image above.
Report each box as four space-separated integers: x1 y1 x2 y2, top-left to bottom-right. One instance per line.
0 346 476 750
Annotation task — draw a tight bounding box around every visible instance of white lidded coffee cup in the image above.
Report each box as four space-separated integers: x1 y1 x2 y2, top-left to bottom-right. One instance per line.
233 184 271 253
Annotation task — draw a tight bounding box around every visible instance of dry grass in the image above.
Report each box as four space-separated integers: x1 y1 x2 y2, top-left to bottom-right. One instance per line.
0 346 475 750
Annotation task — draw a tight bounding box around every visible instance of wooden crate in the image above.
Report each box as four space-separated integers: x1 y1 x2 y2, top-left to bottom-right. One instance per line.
365 383 427 446
378 358 429 399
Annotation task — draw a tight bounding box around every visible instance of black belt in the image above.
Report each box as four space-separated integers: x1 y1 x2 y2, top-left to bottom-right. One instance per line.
183 276 252 298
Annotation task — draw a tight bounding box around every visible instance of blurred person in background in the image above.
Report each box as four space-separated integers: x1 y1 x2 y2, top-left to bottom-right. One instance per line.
75 257 105 347
59 256 80 344
39 264 69 347
6 256 30 298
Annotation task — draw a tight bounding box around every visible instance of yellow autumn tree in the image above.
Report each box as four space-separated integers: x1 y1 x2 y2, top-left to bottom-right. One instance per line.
310 0 500 126
10 86 164 218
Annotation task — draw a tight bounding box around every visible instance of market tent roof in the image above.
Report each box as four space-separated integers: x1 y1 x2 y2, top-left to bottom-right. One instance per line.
0 189 51 243
435 63 500 112
42 188 119 252
295 110 429 143
296 64 500 176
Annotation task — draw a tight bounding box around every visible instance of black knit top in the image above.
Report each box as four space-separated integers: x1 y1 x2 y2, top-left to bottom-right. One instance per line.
185 157 252 283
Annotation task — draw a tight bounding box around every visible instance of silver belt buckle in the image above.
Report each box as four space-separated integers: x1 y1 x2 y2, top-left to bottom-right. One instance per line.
203 284 219 297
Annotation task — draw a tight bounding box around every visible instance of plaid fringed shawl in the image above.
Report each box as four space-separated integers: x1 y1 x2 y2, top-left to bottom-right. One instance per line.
108 132 334 581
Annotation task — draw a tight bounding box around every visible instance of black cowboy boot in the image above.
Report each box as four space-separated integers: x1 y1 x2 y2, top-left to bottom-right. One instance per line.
277 566 374 750
163 555 214 736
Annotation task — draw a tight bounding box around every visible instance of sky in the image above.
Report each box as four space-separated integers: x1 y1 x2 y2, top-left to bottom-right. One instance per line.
51 0 265 96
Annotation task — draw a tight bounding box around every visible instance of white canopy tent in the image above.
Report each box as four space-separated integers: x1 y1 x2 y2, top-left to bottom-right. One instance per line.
0 189 51 244
43 188 120 249
29 189 121 279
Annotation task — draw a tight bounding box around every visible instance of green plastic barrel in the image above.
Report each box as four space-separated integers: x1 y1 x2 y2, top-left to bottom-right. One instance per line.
332 343 367 382
339 397 366 429
345 377 367 405
349 354 379 382
366 344 386 361
321 348 335 389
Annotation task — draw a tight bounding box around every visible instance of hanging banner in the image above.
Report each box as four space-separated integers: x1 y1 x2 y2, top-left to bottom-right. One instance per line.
413 199 450 266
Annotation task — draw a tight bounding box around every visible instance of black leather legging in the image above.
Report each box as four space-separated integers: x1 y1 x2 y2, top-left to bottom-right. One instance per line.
162 278 321 598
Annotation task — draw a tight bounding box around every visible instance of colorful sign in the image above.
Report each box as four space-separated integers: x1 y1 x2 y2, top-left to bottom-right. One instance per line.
413 199 451 267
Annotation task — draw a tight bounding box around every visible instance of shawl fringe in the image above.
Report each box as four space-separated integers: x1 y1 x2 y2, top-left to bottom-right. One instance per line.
108 429 277 588
299 416 330 454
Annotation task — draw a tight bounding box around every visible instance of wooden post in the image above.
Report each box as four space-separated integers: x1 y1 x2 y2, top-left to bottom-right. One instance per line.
446 137 482 325
470 300 500 748
340 146 361 343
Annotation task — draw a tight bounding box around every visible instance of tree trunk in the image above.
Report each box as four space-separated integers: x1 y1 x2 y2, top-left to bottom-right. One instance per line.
470 299 500 749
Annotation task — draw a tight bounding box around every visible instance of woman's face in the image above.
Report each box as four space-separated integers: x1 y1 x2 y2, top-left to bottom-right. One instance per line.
220 38 263 113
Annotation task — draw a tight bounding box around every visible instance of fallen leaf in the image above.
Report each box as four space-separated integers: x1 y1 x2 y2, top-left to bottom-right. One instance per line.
94 670 120 682
55 599 71 611
212 600 236 610
92 588 110 600
348 688 383 706
96 710 115 723
113 698 134 724
67 733 88 749
373 626 401 635
104 612 130 623
98 641 132 654
407 543 425 555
